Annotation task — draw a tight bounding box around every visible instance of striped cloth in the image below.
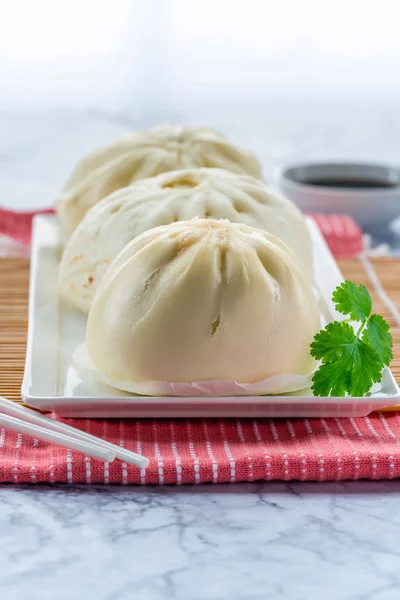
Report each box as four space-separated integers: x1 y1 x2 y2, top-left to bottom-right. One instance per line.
311 213 364 257
0 207 54 254
0 208 364 258
3 206 393 486
1 414 400 484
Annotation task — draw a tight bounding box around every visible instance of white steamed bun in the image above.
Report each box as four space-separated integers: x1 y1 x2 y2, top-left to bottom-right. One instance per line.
55 125 262 238
58 168 313 314
85 219 320 394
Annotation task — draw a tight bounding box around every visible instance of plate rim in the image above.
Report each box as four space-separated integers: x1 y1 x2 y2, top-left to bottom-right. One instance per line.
21 214 400 416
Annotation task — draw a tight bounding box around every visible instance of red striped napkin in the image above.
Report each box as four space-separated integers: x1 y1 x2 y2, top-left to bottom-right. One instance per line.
0 207 54 252
0 208 364 258
311 213 364 257
1 414 400 484
2 206 389 486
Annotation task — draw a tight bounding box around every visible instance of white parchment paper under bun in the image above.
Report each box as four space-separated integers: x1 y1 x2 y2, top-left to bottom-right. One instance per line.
84 219 320 394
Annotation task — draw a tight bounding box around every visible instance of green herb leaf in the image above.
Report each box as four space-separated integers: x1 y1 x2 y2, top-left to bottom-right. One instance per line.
311 282 393 397
311 322 383 397
362 314 393 367
310 321 356 362
332 281 372 322
311 362 350 397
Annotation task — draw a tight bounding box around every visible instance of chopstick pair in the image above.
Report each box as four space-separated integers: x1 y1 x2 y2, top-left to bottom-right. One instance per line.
0 396 149 469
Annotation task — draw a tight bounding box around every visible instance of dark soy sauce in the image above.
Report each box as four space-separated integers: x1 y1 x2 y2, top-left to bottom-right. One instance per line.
303 178 399 189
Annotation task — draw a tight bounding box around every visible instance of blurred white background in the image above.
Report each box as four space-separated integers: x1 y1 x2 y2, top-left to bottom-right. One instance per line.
0 0 400 226
1 0 399 110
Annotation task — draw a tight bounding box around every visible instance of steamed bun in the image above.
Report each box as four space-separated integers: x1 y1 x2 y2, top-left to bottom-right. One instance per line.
58 168 313 313
55 125 262 238
86 219 320 393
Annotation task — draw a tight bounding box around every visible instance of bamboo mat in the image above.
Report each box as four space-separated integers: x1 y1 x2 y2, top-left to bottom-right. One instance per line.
0 257 399 408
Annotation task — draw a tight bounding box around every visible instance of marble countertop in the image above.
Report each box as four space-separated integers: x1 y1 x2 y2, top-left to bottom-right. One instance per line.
2 104 400 248
2 104 400 213
1 481 400 600
1 106 400 599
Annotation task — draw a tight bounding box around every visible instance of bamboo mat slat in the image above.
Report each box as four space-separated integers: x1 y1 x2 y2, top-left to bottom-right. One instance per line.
0 257 399 409
338 258 400 386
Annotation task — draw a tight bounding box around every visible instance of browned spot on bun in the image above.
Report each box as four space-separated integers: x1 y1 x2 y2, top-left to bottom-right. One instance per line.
83 275 95 289
71 254 83 263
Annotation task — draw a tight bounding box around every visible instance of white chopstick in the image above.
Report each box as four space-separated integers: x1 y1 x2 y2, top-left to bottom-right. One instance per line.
0 414 115 462
0 396 149 469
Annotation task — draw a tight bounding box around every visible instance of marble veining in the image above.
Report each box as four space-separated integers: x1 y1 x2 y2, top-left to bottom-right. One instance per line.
1 482 400 600
2 107 400 599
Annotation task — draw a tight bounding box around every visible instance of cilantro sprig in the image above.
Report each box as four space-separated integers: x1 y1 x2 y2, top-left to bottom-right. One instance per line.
311 281 393 397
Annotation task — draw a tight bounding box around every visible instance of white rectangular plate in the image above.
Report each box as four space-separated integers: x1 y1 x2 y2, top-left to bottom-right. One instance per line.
21 215 400 418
